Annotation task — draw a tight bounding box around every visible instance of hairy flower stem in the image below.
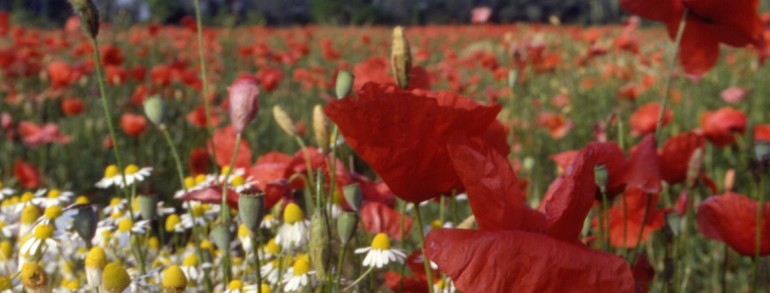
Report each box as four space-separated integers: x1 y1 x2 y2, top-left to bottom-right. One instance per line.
654 8 689 143
335 240 348 292
191 0 217 168
252 233 263 292
414 204 434 293
219 133 242 283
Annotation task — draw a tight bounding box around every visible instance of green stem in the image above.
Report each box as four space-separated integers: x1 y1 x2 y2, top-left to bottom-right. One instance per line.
599 187 609 251
336 240 349 292
253 233 263 292
344 266 375 291
191 0 217 168
654 8 689 143
219 133 242 283
414 203 434 293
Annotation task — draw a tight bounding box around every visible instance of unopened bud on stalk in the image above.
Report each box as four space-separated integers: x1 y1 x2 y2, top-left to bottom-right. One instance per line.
142 96 166 127
72 205 97 243
312 105 329 149
335 71 354 99
391 26 412 88
101 263 130 293
68 0 99 38
507 69 518 90
309 209 330 279
238 188 265 234
137 195 157 220
210 223 232 251
228 76 260 134
21 262 49 293
162 265 187 293
273 105 297 137
594 165 608 192
342 183 363 212
685 148 704 189
337 212 358 245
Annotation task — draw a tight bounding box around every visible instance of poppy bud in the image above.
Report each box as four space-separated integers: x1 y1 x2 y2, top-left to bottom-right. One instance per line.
72 205 97 243
594 164 608 192
273 105 297 137
390 26 412 89
685 148 704 189
137 195 157 220
337 212 358 245
142 96 166 127
21 262 49 293
755 141 770 163
342 183 363 212
312 105 329 149
309 209 330 279
68 0 99 38
664 212 681 237
507 69 518 90
335 71 354 99
210 223 232 250
238 189 265 234
228 77 260 134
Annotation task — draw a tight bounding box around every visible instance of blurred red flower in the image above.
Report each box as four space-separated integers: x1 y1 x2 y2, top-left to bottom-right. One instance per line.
700 107 746 147
120 113 148 137
697 192 770 256
352 57 430 91
61 97 85 116
360 201 413 241
188 148 211 176
17 121 71 147
14 159 41 188
630 102 673 136
186 104 222 128
623 134 661 194
606 187 665 248
659 132 704 184
755 124 770 142
208 126 252 169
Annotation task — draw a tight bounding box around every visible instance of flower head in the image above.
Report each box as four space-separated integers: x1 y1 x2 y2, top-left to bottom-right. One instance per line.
355 233 406 268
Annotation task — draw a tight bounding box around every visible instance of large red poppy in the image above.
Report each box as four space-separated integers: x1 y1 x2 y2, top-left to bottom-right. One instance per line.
360 201 413 241
700 107 747 147
659 132 704 184
621 0 764 76
630 103 672 136
208 126 252 169
249 152 294 209
352 57 430 91
324 82 508 203
697 192 770 256
623 134 661 194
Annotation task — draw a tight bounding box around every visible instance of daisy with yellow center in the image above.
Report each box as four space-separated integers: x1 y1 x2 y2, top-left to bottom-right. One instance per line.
95 165 121 188
230 174 256 193
165 214 185 233
237 224 255 253
19 204 40 237
434 278 457 293
101 262 131 293
262 238 282 259
275 203 310 250
354 233 406 268
180 253 212 282
31 188 73 207
283 254 314 292
260 257 286 285
85 246 107 288
260 214 278 229
223 279 260 293
219 165 246 183
20 223 58 257
117 164 153 187
111 218 150 247
12 189 45 214
174 174 215 199
20 262 48 293
162 265 187 293
180 201 219 229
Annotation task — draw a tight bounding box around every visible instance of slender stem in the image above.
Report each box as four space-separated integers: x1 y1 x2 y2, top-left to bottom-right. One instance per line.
630 193 653 264
753 175 766 291
654 8 689 143
722 243 728 293
219 133 242 283
191 0 217 167
252 234 263 292
336 240 349 292
398 201 406 293
344 266 375 291
414 203 434 293
599 187 609 251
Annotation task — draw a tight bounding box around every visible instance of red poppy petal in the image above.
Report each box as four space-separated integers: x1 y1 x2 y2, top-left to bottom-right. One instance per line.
623 134 661 194
607 188 664 248
426 229 635 293
14 159 41 189
360 201 412 241
675 17 721 76
383 272 429 293
540 147 597 242
682 0 763 47
209 126 252 168
697 193 770 256
660 132 704 184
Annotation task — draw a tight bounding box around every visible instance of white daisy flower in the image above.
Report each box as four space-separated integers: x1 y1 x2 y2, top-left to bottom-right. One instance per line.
275 203 310 250
260 214 279 230
117 164 153 187
0 183 13 197
95 164 121 188
218 166 246 184
173 174 215 199
283 255 314 292
223 279 258 293
434 278 457 293
20 223 59 257
354 233 406 269
31 189 73 208
260 258 283 285
111 218 149 247
180 253 212 283
261 238 282 260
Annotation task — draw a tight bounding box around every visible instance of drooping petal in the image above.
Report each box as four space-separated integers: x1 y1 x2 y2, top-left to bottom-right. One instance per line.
675 17 721 76
623 134 661 194
697 193 770 256
426 229 635 293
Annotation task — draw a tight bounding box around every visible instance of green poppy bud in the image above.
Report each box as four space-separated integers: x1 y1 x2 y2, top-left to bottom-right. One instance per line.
238 189 265 234
309 210 330 280
337 212 358 245
335 71 354 99
142 96 166 126
594 165 608 192
342 183 363 212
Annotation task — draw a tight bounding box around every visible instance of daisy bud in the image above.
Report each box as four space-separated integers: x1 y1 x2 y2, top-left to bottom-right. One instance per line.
390 26 412 89
72 205 97 243
20 205 40 236
310 209 330 279
85 247 106 288
68 0 99 38
273 105 297 137
210 223 232 251
335 71 354 99
594 164 608 192
137 195 157 220
21 262 49 293
342 183 363 212
755 141 770 163
337 212 358 245
238 188 265 234
142 96 166 127
101 263 130 293
162 265 187 293
685 148 704 189
507 69 518 90
228 76 260 134
165 214 181 232
312 105 329 149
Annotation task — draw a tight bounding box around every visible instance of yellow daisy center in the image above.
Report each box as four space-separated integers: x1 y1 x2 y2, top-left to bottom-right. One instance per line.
0 276 11 290
165 214 181 232
162 265 187 289
86 247 106 269
371 233 391 250
64 278 80 290
124 164 139 175
430 220 443 230
0 240 12 259
283 203 304 224
231 175 245 187
21 205 40 224
238 224 250 238
200 239 213 250
261 284 272 293
20 192 34 203
194 174 208 185
102 263 131 292
117 219 133 232
47 189 61 199
44 206 63 219
265 239 281 255
221 166 232 176
228 279 244 290
190 205 205 217
182 254 199 267
148 236 159 249
184 176 196 189
21 262 48 289
109 197 122 207
75 195 89 204
33 224 54 239
104 165 119 178
293 257 311 276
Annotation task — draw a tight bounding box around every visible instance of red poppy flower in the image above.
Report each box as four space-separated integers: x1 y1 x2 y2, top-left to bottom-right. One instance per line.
621 0 764 76
249 152 294 209
47 61 74 89
606 187 665 248
623 134 661 194
61 97 85 116
630 103 673 136
17 121 71 147
257 67 283 92
536 112 573 139
208 126 252 169
352 58 430 91
188 148 211 176
349 173 395 206
150 64 172 87
14 159 41 188
186 104 222 128
755 124 770 142
384 272 428 293
324 82 508 203
119 113 148 137
700 107 747 147
181 185 238 209
659 132 704 184
360 201 413 241
697 192 770 256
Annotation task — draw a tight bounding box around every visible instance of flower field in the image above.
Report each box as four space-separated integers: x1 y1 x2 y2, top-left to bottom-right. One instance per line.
1 0 770 292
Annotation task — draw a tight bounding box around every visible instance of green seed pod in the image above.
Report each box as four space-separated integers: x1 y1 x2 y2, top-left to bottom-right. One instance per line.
210 223 232 250
71 205 97 243
273 105 297 137
137 195 157 220
337 212 358 245
335 71 354 99
68 0 100 39
342 183 363 212
390 26 411 89
594 164 608 192
142 96 166 126
238 188 265 234
309 209 330 280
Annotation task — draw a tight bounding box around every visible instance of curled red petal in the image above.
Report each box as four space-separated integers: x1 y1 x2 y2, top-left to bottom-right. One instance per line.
360 201 412 241
697 192 770 256
540 147 597 242
659 132 704 184
623 134 661 194
426 229 635 293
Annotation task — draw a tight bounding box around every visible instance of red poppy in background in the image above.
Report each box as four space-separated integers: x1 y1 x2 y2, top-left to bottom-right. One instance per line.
249 151 294 209
352 58 431 91
47 61 74 89
14 159 41 188
659 132 704 184
188 148 211 176
755 124 770 142
208 126 252 169
697 192 770 256
360 201 413 241
549 143 628 198
119 113 148 137
623 134 661 194
257 67 284 92
324 82 508 203
606 187 665 248
700 107 747 147
621 0 764 76
536 112 573 139
630 103 673 136
186 104 222 128
61 97 85 116
18 121 71 147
